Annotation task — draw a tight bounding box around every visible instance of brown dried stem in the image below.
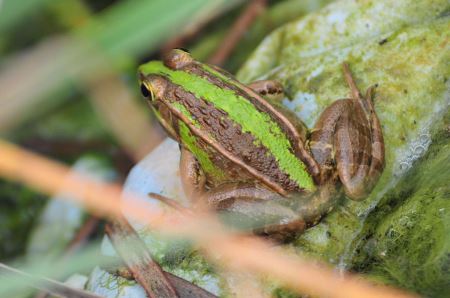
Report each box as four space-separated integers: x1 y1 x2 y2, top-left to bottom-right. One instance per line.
105 217 178 298
208 0 267 66
106 217 216 298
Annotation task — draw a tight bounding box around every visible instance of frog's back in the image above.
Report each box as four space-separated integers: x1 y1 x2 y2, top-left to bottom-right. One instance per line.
140 53 316 194
181 61 317 193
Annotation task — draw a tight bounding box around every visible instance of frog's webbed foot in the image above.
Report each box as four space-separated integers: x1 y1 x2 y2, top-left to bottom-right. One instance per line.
310 63 385 200
247 80 284 102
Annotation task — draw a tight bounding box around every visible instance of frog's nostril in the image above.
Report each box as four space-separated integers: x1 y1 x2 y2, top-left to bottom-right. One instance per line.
140 83 150 98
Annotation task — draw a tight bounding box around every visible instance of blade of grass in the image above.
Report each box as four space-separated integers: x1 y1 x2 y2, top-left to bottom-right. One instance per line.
47 0 162 160
0 0 243 134
0 0 50 34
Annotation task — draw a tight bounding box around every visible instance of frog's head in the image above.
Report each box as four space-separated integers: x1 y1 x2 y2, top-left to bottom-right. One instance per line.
138 49 194 141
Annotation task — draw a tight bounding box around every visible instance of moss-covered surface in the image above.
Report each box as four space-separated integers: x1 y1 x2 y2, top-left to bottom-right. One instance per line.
236 0 449 296
352 112 450 296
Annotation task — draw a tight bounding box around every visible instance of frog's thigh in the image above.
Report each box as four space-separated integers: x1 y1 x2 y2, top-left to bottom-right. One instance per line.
330 64 386 200
334 104 372 200
310 99 350 180
311 98 371 198
336 87 386 200
247 80 284 101
180 147 206 202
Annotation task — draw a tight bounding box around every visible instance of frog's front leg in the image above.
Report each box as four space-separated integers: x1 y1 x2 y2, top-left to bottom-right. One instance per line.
179 148 275 208
310 63 385 200
179 147 206 204
180 154 285 213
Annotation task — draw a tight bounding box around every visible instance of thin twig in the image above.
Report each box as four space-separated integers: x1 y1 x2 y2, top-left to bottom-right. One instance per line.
105 217 178 298
106 217 216 298
208 0 267 66
161 1 243 53
66 216 100 253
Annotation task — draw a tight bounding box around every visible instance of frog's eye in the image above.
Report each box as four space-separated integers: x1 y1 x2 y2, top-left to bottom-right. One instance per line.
140 83 151 99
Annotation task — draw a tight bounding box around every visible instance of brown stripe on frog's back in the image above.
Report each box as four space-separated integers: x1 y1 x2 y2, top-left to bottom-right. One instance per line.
165 78 303 192
181 62 320 180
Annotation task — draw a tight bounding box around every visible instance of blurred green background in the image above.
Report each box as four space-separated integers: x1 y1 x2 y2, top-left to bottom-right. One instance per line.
0 0 331 263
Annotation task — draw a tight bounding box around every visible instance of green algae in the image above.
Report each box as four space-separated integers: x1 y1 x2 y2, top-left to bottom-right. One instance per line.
352 112 450 297
238 0 450 82
236 0 449 296
178 120 225 180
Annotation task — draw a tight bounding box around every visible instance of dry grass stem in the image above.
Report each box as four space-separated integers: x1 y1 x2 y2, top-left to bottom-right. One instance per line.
208 0 267 66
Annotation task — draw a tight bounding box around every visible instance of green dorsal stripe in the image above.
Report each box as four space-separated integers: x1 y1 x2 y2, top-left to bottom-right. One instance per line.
139 61 315 191
178 121 225 180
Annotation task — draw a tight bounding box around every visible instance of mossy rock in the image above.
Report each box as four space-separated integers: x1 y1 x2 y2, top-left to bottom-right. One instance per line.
238 0 449 296
93 0 449 297
352 112 450 296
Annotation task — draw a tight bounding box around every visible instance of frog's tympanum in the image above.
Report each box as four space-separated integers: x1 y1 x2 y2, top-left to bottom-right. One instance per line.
139 49 385 239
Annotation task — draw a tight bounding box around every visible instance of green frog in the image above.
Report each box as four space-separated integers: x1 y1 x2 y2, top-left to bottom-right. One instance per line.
138 49 385 239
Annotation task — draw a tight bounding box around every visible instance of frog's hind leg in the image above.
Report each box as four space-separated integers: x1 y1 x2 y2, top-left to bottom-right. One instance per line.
309 97 350 185
310 64 384 200
203 182 278 209
203 182 306 240
334 64 385 200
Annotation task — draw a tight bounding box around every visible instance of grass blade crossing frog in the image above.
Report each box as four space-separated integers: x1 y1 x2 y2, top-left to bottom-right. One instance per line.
138 49 385 240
